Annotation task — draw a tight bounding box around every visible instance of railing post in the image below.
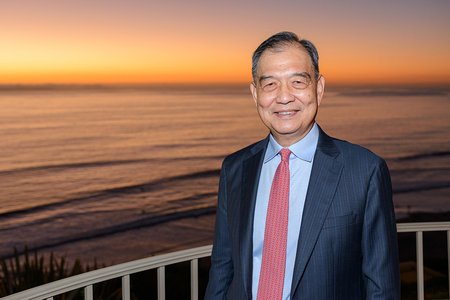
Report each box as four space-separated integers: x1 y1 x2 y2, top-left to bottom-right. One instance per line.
448 230 450 299
158 266 165 300
84 285 93 300
191 258 199 300
122 275 130 300
416 231 424 300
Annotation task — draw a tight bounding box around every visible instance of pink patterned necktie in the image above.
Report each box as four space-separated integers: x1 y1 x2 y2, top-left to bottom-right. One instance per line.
257 148 291 300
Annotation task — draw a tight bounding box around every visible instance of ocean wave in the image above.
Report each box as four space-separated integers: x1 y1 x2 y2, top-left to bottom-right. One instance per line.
0 155 224 176
0 169 220 219
0 205 216 260
395 151 450 161
0 159 150 176
0 191 218 232
336 87 449 97
393 183 450 194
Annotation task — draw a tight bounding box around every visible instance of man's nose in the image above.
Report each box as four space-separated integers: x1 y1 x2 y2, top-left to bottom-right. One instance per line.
277 83 294 103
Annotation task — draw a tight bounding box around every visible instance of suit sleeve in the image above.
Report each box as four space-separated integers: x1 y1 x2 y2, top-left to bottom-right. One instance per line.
362 158 401 299
205 161 233 299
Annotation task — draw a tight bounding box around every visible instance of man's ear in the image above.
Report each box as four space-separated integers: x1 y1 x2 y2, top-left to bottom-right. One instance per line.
250 82 258 106
316 75 325 106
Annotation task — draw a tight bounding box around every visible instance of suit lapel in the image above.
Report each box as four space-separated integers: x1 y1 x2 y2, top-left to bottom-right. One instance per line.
291 130 343 295
239 138 267 299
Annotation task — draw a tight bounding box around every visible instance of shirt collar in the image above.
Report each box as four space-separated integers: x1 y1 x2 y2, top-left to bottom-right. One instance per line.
264 122 319 163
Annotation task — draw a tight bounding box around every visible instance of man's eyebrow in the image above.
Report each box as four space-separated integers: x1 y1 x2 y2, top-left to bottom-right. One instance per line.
292 72 312 79
258 75 274 84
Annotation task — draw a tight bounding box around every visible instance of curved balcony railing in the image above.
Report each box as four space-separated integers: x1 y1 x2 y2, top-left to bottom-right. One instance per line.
1 245 212 300
2 222 450 300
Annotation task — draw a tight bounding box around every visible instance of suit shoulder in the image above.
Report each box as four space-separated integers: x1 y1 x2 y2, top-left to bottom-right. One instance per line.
332 137 386 166
222 137 268 167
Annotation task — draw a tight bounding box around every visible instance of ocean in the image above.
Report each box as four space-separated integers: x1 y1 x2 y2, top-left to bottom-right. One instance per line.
0 84 449 265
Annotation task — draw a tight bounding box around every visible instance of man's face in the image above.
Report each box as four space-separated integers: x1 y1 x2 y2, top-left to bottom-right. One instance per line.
250 44 325 146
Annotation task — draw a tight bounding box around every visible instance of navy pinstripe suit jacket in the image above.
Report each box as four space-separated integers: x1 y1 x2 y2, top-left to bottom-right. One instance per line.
205 127 400 299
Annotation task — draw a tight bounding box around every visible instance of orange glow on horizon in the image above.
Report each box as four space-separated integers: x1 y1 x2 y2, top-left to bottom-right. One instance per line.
1 1 449 86
2 36 449 86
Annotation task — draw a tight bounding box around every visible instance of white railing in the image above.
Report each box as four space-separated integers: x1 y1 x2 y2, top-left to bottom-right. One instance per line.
396 222 450 300
1 245 212 300
2 222 450 300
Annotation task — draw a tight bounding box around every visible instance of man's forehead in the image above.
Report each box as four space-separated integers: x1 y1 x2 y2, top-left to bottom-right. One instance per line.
256 46 313 77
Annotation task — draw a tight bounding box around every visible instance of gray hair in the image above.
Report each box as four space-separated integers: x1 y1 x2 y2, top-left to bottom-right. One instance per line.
251 31 320 82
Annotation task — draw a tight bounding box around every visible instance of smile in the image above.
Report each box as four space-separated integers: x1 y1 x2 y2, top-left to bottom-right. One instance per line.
275 110 298 117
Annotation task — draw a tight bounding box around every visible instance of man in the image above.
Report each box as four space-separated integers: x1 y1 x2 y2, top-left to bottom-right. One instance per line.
205 31 400 299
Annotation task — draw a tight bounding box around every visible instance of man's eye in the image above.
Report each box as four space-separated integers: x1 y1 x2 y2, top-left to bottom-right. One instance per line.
262 82 277 91
292 79 310 89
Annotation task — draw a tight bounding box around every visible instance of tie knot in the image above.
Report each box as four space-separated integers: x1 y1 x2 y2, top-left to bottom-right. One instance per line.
279 148 291 162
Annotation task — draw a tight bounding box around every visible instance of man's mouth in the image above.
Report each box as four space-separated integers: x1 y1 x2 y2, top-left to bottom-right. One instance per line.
275 110 298 116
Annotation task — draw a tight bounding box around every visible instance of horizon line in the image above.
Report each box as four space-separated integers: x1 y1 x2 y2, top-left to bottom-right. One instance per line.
1 82 449 89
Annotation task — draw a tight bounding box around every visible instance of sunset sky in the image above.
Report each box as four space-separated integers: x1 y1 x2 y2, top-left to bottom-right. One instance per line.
1 0 449 86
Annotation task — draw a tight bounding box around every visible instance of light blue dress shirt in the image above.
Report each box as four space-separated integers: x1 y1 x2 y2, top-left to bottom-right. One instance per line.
252 123 319 300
